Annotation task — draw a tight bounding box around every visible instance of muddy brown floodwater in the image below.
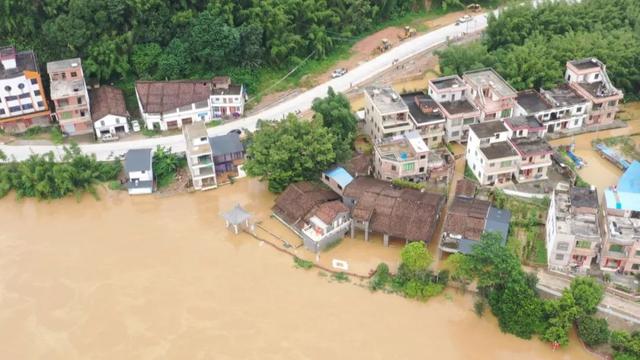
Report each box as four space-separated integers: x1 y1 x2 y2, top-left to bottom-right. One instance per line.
0 178 593 359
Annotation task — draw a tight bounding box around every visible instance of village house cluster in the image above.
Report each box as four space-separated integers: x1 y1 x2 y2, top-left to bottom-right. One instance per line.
0 45 246 138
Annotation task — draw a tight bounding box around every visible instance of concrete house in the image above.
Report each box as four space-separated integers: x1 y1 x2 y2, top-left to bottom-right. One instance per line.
565 58 623 127
47 58 92 136
440 195 511 255
210 76 246 118
463 68 517 122
427 75 480 142
273 182 350 253
342 177 446 246
209 132 245 182
321 166 355 196
183 122 217 190
401 92 446 147
124 148 153 195
0 46 51 134
465 121 519 186
373 131 429 182
90 85 129 139
546 184 601 274
534 86 590 134
363 86 413 143
504 116 554 183
602 161 640 274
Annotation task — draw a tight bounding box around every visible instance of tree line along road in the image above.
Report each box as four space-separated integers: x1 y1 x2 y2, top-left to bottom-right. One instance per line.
2 13 492 162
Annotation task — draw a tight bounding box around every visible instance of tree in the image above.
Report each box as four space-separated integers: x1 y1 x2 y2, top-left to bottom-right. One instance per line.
443 252 472 282
610 330 640 359
312 87 357 162
400 242 433 276
244 115 337 193
577 316 610 347
437 42 496 76
132 43 163 78
152 146 184 188
186 10 240 70
568 277 604 316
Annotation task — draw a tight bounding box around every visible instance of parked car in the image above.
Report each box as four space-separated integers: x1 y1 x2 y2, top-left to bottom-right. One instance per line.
101 133 119 142
131 120 141 132
456 15 472 25
332 68 347 78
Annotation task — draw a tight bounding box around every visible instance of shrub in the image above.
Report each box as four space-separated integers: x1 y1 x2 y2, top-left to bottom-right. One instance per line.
293 256 313 270
474 298 486 317
332 272 349 282
577 316 609 347
369 263 391 291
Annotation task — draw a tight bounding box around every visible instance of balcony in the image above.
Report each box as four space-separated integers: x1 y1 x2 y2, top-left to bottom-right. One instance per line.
603 248 629 261
194 166 215 178
302 220 351 243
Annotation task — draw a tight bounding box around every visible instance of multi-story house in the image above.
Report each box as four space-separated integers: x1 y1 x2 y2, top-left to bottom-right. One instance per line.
538 85 590 134
209 132 245 183
463 68 517 122
565 58 623 126
124 148 154 195
136 77 246 131
183 122 217 190
427 75 480 142
373 130 429 182
363 86 413 143
466 121 519 186
504 116 554 183
546 184 601 274
210 76 246 118
0 46 50 134
602 161 640 274
401 92 445 148
47 58 92 136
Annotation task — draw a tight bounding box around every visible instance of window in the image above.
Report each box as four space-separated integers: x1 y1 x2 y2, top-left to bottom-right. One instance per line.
31 79 38 85
77 97 83 104
0 109 5 115
576 106 582 113
100 121 105 126
34 90 40 96
451 131 460 137
632 264 640 271
21 103 33 110
566 75 571 81
594 73 600 80
480 158 483 164
432 136 437 141
323 174 329 181
573 119 579 125
71 71 77 77
537 167 543 173
500 108 511 118
391 165 397 171
9 105 21 112
37 101 44 108
636 250 640 257
403 163 415 171
420 155 426 159
489 162 495 167
487 175 494 181
116 118 120 124
80 111 86 117
463 117 474 125
19 93 30 99
555 254 565 261
419 167 425 173
441 94 446 99
494 133 500 140
576 241 591 249
556 242 569 251
500 160 512 168
5 95 17 101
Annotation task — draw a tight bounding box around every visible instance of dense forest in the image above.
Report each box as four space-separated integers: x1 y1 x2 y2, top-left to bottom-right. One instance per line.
438 0 640 99
0 0 485 90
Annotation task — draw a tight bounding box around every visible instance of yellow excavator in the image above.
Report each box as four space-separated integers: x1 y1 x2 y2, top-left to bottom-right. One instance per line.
375 38 392 54
397 26 417 41
466 3 482 13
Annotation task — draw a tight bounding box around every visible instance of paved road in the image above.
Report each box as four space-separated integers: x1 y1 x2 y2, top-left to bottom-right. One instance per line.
0 14 489 161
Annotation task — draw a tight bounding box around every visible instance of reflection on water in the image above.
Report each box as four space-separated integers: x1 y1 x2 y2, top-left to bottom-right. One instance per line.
0 178 592 359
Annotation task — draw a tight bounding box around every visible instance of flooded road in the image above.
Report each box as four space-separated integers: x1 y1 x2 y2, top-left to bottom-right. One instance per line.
0 178 593 359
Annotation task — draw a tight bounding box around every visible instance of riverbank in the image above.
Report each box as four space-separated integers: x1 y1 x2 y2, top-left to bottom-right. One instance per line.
0 178 594 359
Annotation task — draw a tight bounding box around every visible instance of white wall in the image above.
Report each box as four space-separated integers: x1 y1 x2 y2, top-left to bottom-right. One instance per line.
128 169 153 182
94 114 129 138
0 75 46 118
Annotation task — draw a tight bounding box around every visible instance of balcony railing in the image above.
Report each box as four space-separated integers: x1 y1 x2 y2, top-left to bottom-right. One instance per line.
302 220 351 242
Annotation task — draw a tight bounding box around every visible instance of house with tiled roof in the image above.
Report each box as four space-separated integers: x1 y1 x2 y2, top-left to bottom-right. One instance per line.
91 85 129 139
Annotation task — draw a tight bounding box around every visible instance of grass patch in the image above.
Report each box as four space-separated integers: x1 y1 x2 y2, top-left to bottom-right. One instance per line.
332 272 350 282
108 180 124 191
206 120 223 128
392 178 425 190
294 256 314 270
464 163 479 183
142 128 162 137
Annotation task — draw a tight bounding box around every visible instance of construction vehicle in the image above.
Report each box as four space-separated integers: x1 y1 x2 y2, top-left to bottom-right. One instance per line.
397 26 417 41
374 38 392 54
466 3 482 13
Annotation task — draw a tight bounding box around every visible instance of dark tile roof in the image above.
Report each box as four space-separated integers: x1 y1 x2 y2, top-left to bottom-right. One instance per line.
345 177 446 242
135 80 211 113
484 207 511 242
0 48 38 80
402 93 444 125
342 154 371 177
443 197 491 241
570 187 598 209
209 133 244 157
90 85 129 121
469 120 508 138
480 141 518 160
125 148 152 173
516 90 552 114
439 99 478 116
273 182 340 227
510 137 553 156
454 179 477 198
310 200 349 224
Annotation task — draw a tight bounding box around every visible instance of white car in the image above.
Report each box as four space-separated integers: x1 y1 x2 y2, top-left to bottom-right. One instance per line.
131 120 141 132
456 15 472 25
331 68 347 78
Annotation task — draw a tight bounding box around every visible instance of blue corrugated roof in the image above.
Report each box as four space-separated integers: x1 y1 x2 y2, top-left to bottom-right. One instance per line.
323 167 354 188
604 161 640 211
484 207 511 244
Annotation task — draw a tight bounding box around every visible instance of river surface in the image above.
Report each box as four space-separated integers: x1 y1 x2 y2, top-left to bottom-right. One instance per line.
0 178 593 359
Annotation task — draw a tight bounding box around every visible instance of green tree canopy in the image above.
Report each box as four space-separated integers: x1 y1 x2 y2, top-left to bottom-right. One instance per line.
400 242 433 275
312 87 357 163
244 114 337 192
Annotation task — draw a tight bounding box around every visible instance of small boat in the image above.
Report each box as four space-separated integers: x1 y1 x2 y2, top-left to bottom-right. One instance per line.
566 150 585 169
594 143 631 170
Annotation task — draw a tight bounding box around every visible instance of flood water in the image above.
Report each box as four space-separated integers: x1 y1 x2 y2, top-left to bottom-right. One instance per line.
0 178 593 359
